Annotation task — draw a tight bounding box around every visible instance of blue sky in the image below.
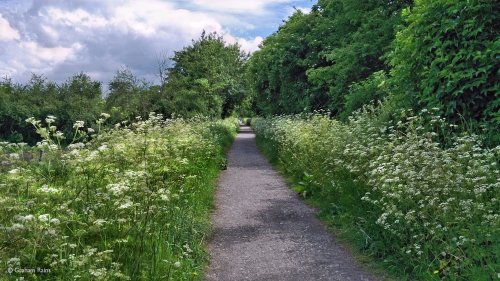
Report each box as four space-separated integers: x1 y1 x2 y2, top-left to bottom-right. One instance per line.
0 0 313 85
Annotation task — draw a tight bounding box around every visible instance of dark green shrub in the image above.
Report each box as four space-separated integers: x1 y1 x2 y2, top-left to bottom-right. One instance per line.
342 71 388 119
389 0 499 143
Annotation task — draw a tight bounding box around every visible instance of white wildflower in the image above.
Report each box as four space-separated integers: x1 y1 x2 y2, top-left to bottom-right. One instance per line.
54 131 65 139
89 268 105 277
9 153 20 160
68 142 85 150
8 257 20 266
38 214 50 222
25 117 36 124
73 121 85 129
10 223 24 231
118 201 133 209
38 184 60 194
93 219 107 226
20 215 35 222
107 183 129 196
45 115 57 123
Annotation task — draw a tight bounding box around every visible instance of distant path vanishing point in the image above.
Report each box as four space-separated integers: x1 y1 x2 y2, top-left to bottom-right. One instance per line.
205 126 378 281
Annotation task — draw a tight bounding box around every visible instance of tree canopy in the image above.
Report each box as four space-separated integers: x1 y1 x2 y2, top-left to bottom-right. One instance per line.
163 31 248 118
247 0 412 116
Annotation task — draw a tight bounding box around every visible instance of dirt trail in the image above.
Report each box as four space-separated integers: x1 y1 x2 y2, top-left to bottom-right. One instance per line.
205 126 378 281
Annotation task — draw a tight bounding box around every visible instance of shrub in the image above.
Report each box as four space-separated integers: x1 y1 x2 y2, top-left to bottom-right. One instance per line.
389 0 499 144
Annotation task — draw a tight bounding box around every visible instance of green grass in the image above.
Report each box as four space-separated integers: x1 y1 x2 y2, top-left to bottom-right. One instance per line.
0 114 238 280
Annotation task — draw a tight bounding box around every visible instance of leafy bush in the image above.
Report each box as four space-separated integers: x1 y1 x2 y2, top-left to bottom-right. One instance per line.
342 71 388 119
253 109 499 280
389 0 499 144
0 74 104 145
0 114 238 280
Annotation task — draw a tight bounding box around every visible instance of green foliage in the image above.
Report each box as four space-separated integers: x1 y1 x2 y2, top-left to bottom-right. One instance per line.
342 71 389 119
247 10 321 115
164 32 248 118
388 0 499 144
307 0 411 115
0 74 103 145
0 114 238 280
105 69 161 122
253 111 499 280
247 0 410 116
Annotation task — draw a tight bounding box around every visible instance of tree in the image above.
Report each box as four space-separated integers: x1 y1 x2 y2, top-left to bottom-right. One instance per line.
58 73 104 136
163 31 248 118
105 68 162 122
247 10 323 115
307 0 411 116
247 0 411 116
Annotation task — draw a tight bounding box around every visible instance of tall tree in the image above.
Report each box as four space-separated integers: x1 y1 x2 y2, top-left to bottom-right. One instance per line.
106 68 158 121
163 31 248 118
247 0 411 116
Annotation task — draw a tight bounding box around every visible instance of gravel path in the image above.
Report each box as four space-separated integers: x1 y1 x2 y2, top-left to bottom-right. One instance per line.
205 126 378 281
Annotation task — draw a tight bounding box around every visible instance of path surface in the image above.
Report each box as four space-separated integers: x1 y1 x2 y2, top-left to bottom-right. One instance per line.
205 126 378 281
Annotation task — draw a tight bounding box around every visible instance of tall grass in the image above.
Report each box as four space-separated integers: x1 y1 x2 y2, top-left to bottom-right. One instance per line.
0 113 238 280
252 107 499 280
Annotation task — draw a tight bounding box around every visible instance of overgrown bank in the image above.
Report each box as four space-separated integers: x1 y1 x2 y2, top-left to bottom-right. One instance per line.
0 114 238 280
252 109 499 280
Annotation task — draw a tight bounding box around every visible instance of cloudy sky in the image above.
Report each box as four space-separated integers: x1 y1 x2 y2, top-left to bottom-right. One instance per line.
0 0 312 86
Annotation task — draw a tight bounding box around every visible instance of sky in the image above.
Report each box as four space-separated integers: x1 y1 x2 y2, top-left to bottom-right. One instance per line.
0 0 313 86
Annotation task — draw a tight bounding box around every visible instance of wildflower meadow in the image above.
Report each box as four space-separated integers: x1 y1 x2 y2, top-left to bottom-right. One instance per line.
0 113 238 280
252 107 499 280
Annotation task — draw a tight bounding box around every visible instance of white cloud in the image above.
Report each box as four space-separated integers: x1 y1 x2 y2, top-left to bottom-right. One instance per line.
225 35 263 53
0 13 20 40
189 0 291 14
0 0 312 84
20 41 82 63
46 8 108 29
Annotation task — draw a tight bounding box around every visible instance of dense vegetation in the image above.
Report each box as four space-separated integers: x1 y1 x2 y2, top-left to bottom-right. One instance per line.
0 74 104 144
253 110 499 280
0 32 247 145
247 0 499 145
249 2 499 279
0 114 238 280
